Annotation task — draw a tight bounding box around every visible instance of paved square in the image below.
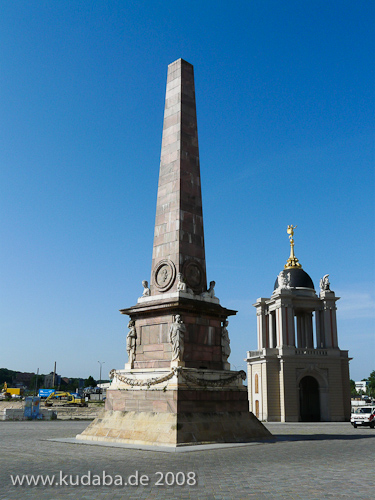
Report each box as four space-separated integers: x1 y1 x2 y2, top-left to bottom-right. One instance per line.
1 421 374 499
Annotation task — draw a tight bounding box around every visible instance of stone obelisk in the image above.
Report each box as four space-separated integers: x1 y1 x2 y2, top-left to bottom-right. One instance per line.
77 59 271 446
119 59 236 372
151 58 207 295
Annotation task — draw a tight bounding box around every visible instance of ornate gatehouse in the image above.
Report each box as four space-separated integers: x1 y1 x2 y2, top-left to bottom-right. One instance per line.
246 226 351 422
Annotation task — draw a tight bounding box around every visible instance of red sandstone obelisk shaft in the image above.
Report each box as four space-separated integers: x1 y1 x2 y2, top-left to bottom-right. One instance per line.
151 59 207 295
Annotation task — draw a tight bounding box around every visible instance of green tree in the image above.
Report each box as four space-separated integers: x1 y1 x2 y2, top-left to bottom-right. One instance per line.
28 373 46 394
350 379 358 397
65 378 81 392
367 370 375 398
0 368 18 385
84 376 97 387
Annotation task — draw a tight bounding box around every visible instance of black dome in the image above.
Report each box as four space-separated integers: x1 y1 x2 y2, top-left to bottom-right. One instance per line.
274 268 315 290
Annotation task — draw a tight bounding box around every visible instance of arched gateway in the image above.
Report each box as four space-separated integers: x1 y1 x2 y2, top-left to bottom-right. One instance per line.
299 376 320 422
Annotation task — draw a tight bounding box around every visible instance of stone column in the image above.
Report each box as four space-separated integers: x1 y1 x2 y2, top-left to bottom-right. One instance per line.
315 309 323 348
287 306 295 347
296 314 303 348
320 290 339 348
331 307 338 347
279 359 286 422
269 311 276 348
322 305 332 347
276 301 294 347
276 307 287 347
304 313 314 348
255 299 268 349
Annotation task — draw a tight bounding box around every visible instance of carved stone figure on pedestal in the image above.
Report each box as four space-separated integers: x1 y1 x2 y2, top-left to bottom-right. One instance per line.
202 280 216 299
177 272 193 294
169 314 186 362
221 320 231 361
140 280 151 297
126 320 137 368
320 274 330 292
276 271 291 291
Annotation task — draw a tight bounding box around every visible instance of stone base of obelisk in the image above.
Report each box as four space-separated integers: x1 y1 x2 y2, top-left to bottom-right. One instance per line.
76 367 272 446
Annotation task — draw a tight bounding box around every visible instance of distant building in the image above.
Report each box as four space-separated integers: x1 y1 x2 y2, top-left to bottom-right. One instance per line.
355 381 369 393
97 382 111 390
44 372 61 388
12 372 35 388
60 377 85 392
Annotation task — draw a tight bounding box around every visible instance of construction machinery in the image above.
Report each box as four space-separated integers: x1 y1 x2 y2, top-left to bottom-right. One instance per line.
1 382 23 400
44 391 87 407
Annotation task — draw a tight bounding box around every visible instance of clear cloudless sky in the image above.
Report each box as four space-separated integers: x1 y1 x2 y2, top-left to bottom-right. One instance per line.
0 1 374 382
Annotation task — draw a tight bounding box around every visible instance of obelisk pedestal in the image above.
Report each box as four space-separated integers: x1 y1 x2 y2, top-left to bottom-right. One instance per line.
77 59 271 446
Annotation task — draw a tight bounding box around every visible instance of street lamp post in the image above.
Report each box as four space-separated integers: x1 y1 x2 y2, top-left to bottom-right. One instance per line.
98 361 105 401
34 368 39 397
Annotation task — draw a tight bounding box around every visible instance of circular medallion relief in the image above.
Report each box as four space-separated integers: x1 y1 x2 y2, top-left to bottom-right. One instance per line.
182 259 205 292
153 259 176 292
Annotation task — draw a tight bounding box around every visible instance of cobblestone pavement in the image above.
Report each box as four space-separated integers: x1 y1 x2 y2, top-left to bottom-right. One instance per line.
1 420 374 499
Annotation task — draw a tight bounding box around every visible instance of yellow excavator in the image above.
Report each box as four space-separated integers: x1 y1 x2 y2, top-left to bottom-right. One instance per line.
44 391 87 407
0 382 23 400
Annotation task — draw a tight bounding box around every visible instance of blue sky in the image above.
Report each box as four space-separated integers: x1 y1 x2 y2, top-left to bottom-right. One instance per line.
0 1 373 382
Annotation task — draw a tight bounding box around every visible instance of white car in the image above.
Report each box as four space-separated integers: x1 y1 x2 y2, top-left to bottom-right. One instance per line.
351 406 375 428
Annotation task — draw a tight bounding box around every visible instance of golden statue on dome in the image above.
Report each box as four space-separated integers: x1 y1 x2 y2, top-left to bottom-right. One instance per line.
284 225 302 269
